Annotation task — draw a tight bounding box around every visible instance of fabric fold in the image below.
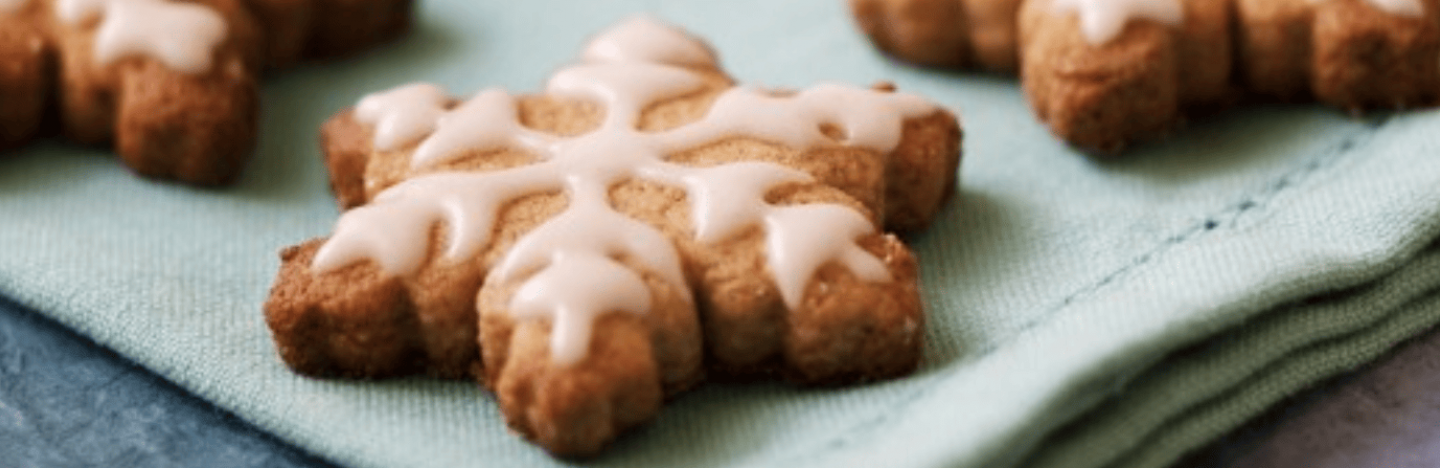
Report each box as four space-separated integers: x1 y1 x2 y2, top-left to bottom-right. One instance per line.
1022 244 1440 468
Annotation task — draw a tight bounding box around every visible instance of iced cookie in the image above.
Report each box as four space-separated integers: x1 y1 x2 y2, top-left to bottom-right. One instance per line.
265 17 962 456
851 0 1440 153
1019 0 1233 152
0 0 413 185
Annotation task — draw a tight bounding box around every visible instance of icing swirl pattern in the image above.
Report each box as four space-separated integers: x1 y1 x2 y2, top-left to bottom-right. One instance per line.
318 17 937 366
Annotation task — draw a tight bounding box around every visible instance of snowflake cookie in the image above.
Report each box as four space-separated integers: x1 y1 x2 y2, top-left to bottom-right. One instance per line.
264 17 962 456
850 0 1439 152
0 0 413 185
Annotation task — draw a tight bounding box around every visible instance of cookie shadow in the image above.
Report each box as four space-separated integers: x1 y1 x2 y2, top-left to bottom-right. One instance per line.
1091 105 1387 183
904 188 1018 370
589 382 871 468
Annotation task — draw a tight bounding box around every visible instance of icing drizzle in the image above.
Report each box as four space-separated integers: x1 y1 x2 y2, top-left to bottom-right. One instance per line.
56 0 227 75
1050 0 1184 45
315 17 938 366
580 15 718 67
1310 0 1425 17
355 83 450 153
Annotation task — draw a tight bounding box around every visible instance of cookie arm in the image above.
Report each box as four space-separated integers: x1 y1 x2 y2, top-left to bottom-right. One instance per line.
1019 0 1179 153
1310 0 1440 110
697 224 925 384
265 238 484 379
114 58 259 185
46 0 267 184
678 116 944 384
882 109 962 234
1018 0 1233 153
478 262 702 457
265 240 427 378
782 233 925 384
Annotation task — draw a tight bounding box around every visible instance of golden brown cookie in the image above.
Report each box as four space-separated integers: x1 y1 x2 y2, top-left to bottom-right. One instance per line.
265 17 962 457
852 0 1440 153
0 0 414 185
1019 0 1232 153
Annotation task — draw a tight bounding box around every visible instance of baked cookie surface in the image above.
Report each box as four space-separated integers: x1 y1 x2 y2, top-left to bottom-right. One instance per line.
265 16 962 457
0 0 414 185
852 0 1440 152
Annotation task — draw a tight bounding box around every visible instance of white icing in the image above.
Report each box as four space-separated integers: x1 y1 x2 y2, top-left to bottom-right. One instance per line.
581 16 718 67
508 252 651 366
1050 0 1184 45
675 163 812 244
765 205 892 308
317 18 940 366
1310 0 1425 17
490 195 688 295
57 0 227 75
314 168 560 274
409 88 548 168
0 0 29 14
356 83 449 153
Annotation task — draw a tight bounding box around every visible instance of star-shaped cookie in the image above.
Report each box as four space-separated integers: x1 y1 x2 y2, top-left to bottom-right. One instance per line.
265 17 962 456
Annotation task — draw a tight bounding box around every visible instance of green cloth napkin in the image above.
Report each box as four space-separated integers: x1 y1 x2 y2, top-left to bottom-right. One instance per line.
2 1 1439 467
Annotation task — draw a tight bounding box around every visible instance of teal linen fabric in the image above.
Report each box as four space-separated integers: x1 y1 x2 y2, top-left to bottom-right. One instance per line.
2 1 1439 467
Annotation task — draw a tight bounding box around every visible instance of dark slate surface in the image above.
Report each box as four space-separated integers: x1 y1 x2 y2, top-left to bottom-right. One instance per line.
5 288 1440 468
0 295 333 468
